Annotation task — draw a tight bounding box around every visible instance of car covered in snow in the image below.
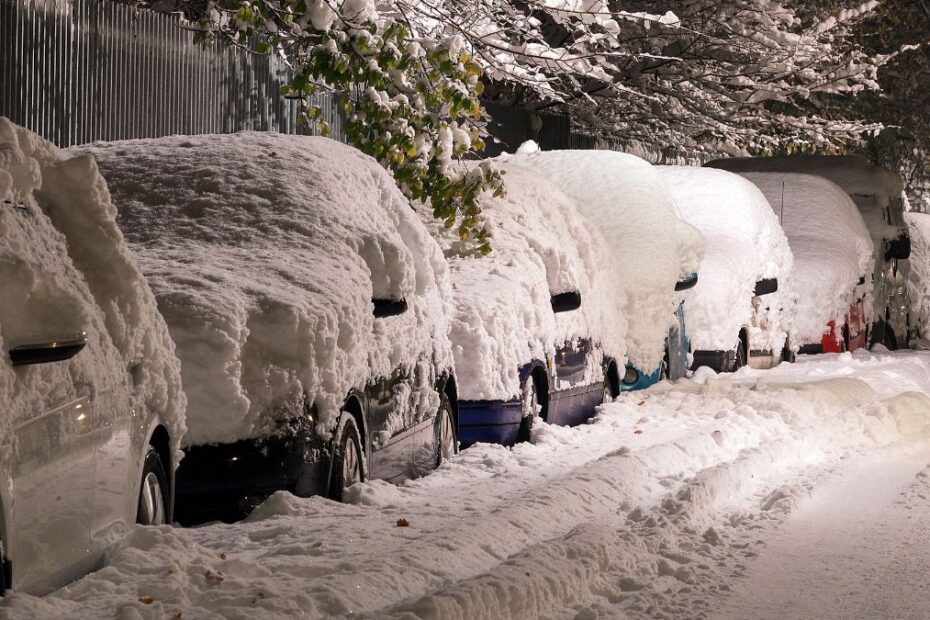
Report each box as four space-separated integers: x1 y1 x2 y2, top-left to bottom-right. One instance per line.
502 147 704 390
658 166 795 371
737 172 874 354
0 119 186 594
419 162 627 447
85 133 459 523
707 155 912 349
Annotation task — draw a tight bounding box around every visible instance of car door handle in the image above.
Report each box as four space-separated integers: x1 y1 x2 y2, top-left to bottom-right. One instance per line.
9 333 87 367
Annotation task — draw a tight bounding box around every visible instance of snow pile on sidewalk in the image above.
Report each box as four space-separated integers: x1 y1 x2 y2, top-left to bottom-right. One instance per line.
740 172 874 344
7 350 930 619
906 212 930 338
660 166 794 354
0 117 185 453
82 133 453 446
501 147 704 373
418 162 626 400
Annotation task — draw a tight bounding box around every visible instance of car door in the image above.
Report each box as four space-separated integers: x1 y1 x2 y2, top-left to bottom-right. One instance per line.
365 368 416 482
549 338 595 426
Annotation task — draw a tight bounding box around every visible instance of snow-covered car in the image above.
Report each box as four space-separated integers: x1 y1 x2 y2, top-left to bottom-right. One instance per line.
85 133 458 523
658 166 795 371
420 162 627 447
0 119 186 595
707 155 912 349
906 212 930 343
502 147 704 390
737 172 874 354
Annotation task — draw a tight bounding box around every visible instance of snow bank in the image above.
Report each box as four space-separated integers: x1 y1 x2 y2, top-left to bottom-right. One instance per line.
8 350 930 619
658 166 794 354
738 172 874 345
0 118 185 456
500 149 704 372
906 212 930 336
80 133 453 446
417 162 626 401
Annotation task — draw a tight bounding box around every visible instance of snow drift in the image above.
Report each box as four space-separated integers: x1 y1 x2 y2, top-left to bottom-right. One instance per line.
417 162 627 401
658 166 794 354
738 172 874 345
0 117 186 456
81 133 453 446
501 147 704 373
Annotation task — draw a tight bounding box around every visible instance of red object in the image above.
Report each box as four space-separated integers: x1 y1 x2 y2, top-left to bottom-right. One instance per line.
820 299 868 353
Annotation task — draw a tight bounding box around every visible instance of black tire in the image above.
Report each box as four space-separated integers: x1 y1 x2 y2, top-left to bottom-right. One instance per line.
780 338 796 364
517 374 540 444
136 447 169 525
328 413 364 502
602 376 614 404
883 326 898 350
661 346 671 380
842 323 850 352
435 397 458 466
733 337 747 371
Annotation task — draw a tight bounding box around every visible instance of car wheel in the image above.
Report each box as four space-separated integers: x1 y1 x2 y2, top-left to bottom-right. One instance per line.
329 413 364 502
602 377 613 404
883 325 898 350
517 374 540 443
733 339 747 371
780 338 796 364
662 346 671 380
842 323 850 352
136 447 169 525
435 397 458 466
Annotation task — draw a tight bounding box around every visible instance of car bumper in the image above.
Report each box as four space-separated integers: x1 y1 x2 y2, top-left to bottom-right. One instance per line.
174 417 329 524
458 399 524 448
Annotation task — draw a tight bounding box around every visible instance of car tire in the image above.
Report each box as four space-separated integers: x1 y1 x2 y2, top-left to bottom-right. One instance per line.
435 396 458 467
733 339 747 371
517 374 540 444
661 346 671 380
328 413 364 503
842 323 850 352
602 376 614 404
883 325 898 350
136 447 169 526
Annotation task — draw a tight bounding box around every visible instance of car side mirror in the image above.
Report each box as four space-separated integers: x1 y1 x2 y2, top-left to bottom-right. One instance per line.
372 298 408 318
674 272 699 291
885 234 911 260
753 278 778 297
9 333 87 367
551 291 581 313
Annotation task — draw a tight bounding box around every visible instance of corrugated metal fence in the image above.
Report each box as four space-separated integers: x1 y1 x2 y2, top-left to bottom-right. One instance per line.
0 0 344 147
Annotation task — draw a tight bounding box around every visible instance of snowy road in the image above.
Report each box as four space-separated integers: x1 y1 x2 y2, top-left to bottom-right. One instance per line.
4 350 930 619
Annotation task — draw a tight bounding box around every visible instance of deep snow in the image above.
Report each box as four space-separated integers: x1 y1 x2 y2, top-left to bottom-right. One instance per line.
5 350 930 619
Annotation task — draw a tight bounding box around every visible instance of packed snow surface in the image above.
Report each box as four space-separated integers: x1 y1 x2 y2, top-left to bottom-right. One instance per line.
739 172 874 345
501 148 704 373
6 351 930 618
659 166 794 354
906 212 930 336
80 133 453 446
0 117 185 456
418 162 626 401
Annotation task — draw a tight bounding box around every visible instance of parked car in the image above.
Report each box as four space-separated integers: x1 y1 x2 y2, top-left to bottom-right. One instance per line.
737 172 874 354
707 155 912 349
906 212 930 345
0 118 185 594
86 133 458 524
502 146 704 390
419 162 627 447
658 166 795 371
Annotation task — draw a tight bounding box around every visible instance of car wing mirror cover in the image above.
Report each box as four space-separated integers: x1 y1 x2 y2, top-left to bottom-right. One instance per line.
885 234 911 260
372 298 408 318
753 278 778 297
675 272 699 291
551 291 582 313
9 333 87 366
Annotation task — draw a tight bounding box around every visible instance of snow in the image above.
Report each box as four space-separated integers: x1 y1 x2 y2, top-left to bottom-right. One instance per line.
738 172 874 345
500 148 704 373
78 133 453 446
906 212 930 338
0 118 186 457
658 166 794 354
6 350 930 618
416 162 626 400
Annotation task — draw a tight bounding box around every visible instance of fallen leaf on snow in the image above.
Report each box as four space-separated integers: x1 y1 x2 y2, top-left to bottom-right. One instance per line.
138 597 154 605
396 518 410 527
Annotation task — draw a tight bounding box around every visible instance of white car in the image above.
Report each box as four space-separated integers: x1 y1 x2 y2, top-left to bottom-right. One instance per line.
0 118 185 594
659 166 795 371
87 133 458 523
502 147 704 389
419 162 627 446
740 172 874 353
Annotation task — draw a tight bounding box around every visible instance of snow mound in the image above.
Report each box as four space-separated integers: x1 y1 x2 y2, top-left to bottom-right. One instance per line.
500 149 704 372
417 162 627 401
738 172 874 344
0 118 185 457
906 212 930 335
81 133 453 446
659 166 794 354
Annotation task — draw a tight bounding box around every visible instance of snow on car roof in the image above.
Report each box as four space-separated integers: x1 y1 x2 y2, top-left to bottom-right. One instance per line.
418 162 627 401
500 147 703 373
659 166 794 353
737 172 874 344
82 132 453 446
0 118 186 454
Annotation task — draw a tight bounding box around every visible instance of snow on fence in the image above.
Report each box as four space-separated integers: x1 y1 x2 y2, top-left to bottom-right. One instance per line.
0 0 345 147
